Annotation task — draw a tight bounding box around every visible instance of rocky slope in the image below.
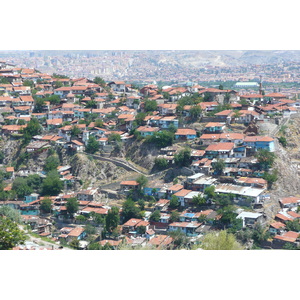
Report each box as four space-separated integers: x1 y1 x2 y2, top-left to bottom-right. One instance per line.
70 153 127 187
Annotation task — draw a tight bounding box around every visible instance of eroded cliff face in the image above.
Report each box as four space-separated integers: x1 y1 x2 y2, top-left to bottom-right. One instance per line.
262 116 300 220
70 153 127 186
124 139 160 170
0 136 23 165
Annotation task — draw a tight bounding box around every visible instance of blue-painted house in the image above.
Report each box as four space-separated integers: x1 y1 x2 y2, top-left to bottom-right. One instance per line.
204 122 225 133
175 128 197 140
244 136 275 152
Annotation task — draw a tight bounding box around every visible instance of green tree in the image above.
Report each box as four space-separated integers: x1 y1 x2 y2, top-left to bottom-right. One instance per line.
121 199 142 223
189 105 202 119
262 169 278 189
0 206 22 223
69 238 80 249
86 135 99 154
200 230 243 250
149 210 161 222
93 77 106 87
106 207 120 233
54 81 63 89
138 199 145 211
136 225 146 235
40 197 52 214
84 224 97 235
94 119 104 128
71 125 81 137
174 148 191 167
46 95 61 105
85 100 97 109
26 174 42 191
23 80 34 88
0 151 4 163
33 97 45 113
286 220 300 232
169 229 189 249
145 130 174 148
135 112 146 126
154 157 169 170
255 149 276 171
41 170 63 196
169 195 180 209
204 185 216 200
144 99 158 112
168 124 177 134
213 158 225 175
192 194 206 207
108 133 121 142
12 177 33 198
0 216 26 250
66 197 79 217
170 211 180 222
252 224 270 246
44 155 60 172
278 136 287 147
22 118 42 143
88 242 102 250
136 175 148 191
217 205 239 228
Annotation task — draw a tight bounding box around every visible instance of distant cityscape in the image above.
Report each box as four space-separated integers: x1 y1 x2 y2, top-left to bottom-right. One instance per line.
1 50 300 85
2 50 300 99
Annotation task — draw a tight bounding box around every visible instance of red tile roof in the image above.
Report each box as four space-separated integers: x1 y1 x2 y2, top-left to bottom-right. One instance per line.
205 142 235 152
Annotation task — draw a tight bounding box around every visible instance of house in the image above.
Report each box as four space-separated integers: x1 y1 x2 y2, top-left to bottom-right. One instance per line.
166 184 184 198
154 199 170 211
236 211 264 228
243 136 275 152
77 188 98 202
1 124 27 135
235 177 268 189
147 234 173 249
136 126 160 137
214 110 234 124
273 231 299 248
120 181 139 193
199 101 218 112
279 196 300 209
240 94 264 104
159 116 179 129
205 142 235 159
183 191 203 207
237 110 260 124
68 140 84 152
5 167 15 179
191 158 213 175
269 221 286 235
59 226 86 242
175 128 197 140
179 210 211 222
275 213 293 223
204 122 225 133
199 133 221 146
214 184 266 205
219 133 244 145
46 118 63 130
190 150 206 162
122 218 149 235
158 103 177 115
168 221 202 237
26 141 50 153
173 189 193 206
108 81 126 93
